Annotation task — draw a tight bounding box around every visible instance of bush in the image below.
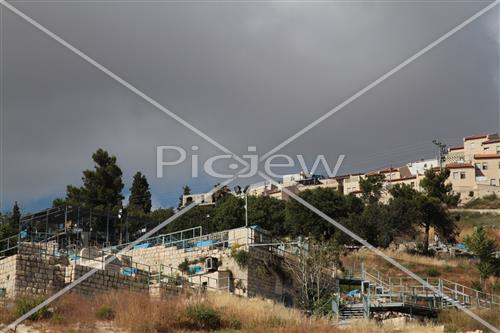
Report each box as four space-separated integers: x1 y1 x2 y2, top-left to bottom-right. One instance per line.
95 305 114 320
14 297 50 321
425 267 441 277
470 280 482 291
233 250 250 269
178 258 190 273
184 303 221 330
50 313 65 325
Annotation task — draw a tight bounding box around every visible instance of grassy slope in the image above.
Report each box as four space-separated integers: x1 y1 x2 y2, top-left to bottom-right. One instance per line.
456 211 500 244
343 209 500 293
2 291 498 333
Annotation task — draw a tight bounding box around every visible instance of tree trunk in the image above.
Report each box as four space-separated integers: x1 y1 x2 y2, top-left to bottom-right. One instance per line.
424 223 430 252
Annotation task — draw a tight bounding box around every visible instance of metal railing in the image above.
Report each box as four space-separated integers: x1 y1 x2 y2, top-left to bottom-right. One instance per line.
357 265 500 309
108 226 203 252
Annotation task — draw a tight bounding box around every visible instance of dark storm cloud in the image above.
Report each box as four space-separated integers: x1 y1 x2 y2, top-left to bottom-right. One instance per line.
0 1 498 211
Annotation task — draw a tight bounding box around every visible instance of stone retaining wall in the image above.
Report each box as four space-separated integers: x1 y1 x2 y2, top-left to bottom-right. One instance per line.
14 254 67 297
68 264 149 296
0 255 17 296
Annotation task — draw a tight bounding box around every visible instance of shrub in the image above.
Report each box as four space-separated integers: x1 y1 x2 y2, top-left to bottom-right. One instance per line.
14 297 50 321
233 250 250 269
231 242 242 254
425 267 441 277
95 305 114 320
50 313 65 325
184 303 221 330
178 258 190 273
470 280 482 291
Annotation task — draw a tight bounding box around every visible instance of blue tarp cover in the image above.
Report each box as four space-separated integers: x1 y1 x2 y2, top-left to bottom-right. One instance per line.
194 240 215 248
122 267 138 276
189 266 203 274
133 243 150 249
347 289 360 296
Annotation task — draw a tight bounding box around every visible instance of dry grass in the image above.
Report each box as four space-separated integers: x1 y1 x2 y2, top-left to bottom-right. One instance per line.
344 248 500 295
0 291 463 333
456 212 500 244
438 308 500 333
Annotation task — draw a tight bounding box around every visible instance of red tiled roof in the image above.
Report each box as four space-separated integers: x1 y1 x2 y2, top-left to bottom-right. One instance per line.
482 138 500 145
446 163 474 169
448 146 464 151
331 175 349 180
380 167 399 173
389 175 417 182
464 134 491 141
474 154 500 159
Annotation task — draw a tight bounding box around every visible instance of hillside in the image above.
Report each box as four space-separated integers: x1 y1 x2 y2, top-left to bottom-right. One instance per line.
1 291 498 333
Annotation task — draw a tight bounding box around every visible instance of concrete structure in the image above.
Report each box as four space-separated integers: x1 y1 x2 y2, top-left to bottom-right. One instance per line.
0 227 296 304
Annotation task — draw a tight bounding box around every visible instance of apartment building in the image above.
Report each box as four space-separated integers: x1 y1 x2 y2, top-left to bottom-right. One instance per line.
445 133 500 200
181 133 499 206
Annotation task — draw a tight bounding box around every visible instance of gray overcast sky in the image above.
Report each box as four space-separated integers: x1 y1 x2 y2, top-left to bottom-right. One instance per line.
0 1 499 213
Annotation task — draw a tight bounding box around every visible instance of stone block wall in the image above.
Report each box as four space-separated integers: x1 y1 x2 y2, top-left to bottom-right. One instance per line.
13 254 66 297
0 255 17 296
18 242 59 256
68 264 149 296
246 247 294 303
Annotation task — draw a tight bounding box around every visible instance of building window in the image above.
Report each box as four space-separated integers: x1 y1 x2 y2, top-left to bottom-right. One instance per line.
498 162 500 169
410 182 415 188
490 179 497 186
453 172 459 179
460 172 466 179
475 163 481 169
497 146 500 154
482 162 488 170
484 147 490 151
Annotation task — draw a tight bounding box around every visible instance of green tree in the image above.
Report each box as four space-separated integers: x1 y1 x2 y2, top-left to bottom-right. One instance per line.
285 188 356 239
211 184 231 203
178 185 191 209
212 196 244 231
128 172 152 214
58 149 124 210
417 195 457 252
247 196 286 237
336 203 392 248
386 184 420 240
359 174 385 203
167 205 215 234
464 226 499 279
420 168 460 207
11 202 21 228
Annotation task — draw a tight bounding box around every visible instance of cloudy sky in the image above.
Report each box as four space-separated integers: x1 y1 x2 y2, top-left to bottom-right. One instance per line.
0 0 499 213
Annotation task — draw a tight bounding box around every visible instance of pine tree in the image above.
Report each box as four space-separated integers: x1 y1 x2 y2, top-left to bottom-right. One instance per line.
129 172 152 214
11 202 21 227
178 185 191 209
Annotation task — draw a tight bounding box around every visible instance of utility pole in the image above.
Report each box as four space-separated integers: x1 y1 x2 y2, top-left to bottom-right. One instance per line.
432 140 447 171
245 193 248 228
